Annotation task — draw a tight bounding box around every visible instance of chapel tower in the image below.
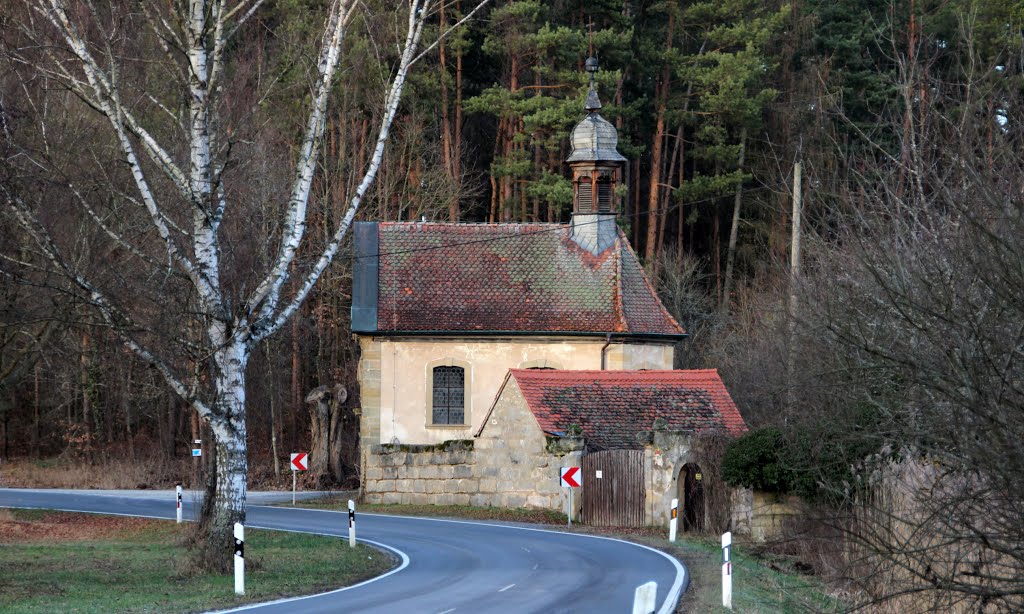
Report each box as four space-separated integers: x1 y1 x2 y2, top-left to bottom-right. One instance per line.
566 57 626 255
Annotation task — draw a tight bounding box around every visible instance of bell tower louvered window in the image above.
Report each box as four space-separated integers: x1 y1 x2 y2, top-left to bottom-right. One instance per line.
432 366 465 425
577 176 593 213
597 176 613 213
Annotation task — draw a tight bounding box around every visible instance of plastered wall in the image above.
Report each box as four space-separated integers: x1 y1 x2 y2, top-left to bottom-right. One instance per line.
357 335 674 449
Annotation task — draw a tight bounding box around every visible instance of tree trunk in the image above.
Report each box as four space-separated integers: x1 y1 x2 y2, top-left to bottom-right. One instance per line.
305 383 347 486
32 363 40 458
80 331 94 460
720 127 747 315
265 342 280 478
290 308 301 452
656 125 685 271
454 0 463 185
199 343 249 572
124 364 135 462
645 14 674 264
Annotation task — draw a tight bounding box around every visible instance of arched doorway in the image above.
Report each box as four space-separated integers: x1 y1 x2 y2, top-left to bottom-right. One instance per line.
677 463 705 532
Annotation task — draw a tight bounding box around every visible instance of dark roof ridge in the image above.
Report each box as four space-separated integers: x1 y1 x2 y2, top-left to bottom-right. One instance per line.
612 237 626 332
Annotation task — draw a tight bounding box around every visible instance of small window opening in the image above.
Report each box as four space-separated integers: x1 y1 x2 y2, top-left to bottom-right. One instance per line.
577 176 593 213
597 176 613 213
432 366 465 425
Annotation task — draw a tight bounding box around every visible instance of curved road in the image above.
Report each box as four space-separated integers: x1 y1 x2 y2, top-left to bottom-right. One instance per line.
0 489 685 613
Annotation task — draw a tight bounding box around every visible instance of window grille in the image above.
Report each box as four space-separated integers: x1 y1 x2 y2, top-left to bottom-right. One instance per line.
597 177 613 213
432 366 465 425
577 177 593 213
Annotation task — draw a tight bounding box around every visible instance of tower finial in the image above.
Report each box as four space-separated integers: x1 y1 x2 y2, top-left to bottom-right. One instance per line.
584 56 601 112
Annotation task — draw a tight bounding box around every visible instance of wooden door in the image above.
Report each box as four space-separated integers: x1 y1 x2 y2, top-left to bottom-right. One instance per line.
582 449 645 527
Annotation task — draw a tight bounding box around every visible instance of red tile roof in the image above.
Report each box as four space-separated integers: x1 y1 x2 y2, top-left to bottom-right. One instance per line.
368 222 683 336
503 369 747 449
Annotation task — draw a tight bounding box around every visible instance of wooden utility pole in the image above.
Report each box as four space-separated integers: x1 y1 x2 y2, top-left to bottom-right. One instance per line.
787 161 803 414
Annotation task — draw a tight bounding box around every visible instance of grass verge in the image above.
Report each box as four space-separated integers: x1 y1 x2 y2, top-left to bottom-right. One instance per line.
296 495 567 524
0 508 394 614
292 498 842 613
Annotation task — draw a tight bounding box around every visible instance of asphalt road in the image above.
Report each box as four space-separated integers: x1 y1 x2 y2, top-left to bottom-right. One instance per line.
0 488 686 614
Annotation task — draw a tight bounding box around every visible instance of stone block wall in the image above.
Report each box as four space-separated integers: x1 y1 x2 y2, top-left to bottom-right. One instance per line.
473 378 582 514
357 337 382 447
360 377 582 515
643 426 694 525
729 489 799 542
363 441 480 505
731 488 754 537
750 491 799 542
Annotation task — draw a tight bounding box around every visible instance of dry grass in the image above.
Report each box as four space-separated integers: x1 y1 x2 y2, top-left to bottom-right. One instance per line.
0 456 193 490
1 455 305 491
0 510 162 543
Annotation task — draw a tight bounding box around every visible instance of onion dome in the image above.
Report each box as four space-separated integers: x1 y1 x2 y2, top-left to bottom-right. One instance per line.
566 57 626 164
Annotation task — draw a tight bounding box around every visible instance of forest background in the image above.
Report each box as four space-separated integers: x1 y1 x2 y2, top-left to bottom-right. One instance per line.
1 0 1022 608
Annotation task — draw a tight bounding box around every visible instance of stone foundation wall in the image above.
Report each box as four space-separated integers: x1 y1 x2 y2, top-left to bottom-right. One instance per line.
362 441 485 506
362 378 582 513
731 488 754 536
642 425 694 525
750 491 799 542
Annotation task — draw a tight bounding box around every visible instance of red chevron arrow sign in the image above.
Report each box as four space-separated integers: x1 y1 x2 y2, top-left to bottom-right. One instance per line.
560 466 581 488
290 452 308 471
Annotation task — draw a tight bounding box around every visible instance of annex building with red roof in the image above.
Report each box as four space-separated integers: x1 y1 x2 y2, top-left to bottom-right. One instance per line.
353 60 748 526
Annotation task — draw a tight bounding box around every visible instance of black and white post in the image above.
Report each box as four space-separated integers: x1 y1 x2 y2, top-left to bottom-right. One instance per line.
669 497 678 542
234 522 245 595
722 531 732 609
176 483 183 524
348 499 356 548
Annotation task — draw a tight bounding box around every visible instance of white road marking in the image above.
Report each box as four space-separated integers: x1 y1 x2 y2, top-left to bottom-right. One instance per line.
532 564 539 570
498 584 515 592
521 546 530 552
437 609 456 613
310 508 689 614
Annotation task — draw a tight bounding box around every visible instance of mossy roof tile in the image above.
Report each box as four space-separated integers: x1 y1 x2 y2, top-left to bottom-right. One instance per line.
509 369 747 450
374 222 684 335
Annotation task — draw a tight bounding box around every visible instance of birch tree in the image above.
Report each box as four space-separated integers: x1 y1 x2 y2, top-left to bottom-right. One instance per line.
2 0 488 567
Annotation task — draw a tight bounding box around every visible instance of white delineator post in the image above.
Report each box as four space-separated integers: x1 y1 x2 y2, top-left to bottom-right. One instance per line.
669 498 678 542
176 483 183 524
632 581 657 614
568 487 573 527
348 499 356 548
234 522 245 595
722 531 733 609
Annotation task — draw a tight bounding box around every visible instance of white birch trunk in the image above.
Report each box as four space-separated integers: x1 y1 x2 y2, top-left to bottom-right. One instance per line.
206 341 249 552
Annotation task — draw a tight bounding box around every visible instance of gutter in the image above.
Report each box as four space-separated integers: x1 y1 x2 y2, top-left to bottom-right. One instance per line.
353 329 688 342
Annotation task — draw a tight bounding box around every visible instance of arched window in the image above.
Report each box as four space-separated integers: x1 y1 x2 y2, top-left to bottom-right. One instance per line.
577 176 593 213
432 366 465 425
